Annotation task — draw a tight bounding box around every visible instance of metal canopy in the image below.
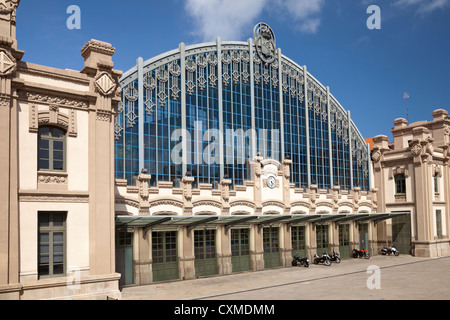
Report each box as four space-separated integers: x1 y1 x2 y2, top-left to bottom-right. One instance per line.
115 212 411 237
309 214 347 224
255 215 293 233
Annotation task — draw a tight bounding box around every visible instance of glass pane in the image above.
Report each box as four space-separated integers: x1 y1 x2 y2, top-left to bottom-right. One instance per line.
54 244 64 254
39 265 49 276
39 255 49 264
53 160 64 171
52 128 66 139
39 139 49 149
38 159 49 170
39 233 49 243
53 150 63 161
53 254 64 263
53 264 64 275
39 214 49 227
39 149 49 160
39 127 50 136
53 215 65 227
39 244 49 254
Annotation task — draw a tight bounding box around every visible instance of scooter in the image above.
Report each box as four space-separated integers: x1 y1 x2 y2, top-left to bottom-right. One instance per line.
313 253 331 266
328 251 341 263
292 253 310 268
381 244 400 256
352 248 370 259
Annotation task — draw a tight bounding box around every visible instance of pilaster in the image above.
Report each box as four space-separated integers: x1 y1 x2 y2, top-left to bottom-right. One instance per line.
81 39 122 276
0 0 22 290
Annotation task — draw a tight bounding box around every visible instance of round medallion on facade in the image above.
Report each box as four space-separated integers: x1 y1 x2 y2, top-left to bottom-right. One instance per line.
253 22 277 65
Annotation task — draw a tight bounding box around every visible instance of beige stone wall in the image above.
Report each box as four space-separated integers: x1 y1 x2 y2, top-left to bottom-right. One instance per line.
373 111 450 258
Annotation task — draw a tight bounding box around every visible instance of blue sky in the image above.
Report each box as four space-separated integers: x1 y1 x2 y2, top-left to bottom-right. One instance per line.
16 0 450 140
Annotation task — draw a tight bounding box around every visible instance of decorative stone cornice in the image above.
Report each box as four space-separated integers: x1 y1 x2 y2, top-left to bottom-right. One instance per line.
193 200 222 209
19 91 89 109
81 40 116 58
262 200 285 209
19 191 89 203
229 200 256 209
149 199 184 209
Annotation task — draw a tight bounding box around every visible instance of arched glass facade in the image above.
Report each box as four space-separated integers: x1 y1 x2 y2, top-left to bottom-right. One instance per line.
115 31 371 191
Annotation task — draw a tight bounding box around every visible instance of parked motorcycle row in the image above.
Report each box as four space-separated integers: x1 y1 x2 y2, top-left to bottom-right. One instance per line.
292 244 400 268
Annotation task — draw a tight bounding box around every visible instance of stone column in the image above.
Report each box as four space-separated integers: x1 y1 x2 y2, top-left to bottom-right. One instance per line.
178 226 195 280
217 225 232 275
280 224 292 267
252 155 263 214
371 135 390 252
250 225 264 271
81 39 123 276
409 127 435 257
281 159 292 214
133 229 152 285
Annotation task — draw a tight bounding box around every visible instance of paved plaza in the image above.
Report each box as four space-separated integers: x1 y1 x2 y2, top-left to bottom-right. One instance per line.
120 255 450 300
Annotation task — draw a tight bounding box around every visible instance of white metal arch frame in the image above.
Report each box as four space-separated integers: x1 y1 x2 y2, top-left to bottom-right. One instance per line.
116 37 371 191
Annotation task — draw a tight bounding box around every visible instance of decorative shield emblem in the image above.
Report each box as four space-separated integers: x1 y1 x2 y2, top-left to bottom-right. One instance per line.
253 22 277 65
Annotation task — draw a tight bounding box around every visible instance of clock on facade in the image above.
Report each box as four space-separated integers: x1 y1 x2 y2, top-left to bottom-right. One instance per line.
266 176 276 189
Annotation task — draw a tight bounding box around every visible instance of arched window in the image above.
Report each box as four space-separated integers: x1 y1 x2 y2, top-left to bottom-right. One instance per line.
394 174 406 194
38 126 67 172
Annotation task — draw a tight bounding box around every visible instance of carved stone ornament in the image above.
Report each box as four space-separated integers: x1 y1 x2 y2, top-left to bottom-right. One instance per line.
253 22 277 65
0 0 20 14
95 71 117 96
410 143 422 156
371 150 381 163
0 49 16 76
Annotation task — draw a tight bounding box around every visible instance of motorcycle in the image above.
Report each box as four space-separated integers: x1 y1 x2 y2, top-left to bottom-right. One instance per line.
313 253 331 266
292 253 310 268
352 248 370 259
328 251 341 263
381 244 400 256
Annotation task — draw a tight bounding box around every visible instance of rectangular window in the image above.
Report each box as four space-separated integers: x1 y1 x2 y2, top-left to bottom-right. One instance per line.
434 176 439 194
436 210 443 239
395 174 406 194
38 212 66 279
116 230 133 247
38 127 67 172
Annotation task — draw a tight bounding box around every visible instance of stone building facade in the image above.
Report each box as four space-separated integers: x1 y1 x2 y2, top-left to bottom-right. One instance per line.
0 0 448 299
114 157 386 286
371 109 450 258
0 1 122 299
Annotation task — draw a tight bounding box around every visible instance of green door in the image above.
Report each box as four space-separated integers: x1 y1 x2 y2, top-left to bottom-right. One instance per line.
116 230 134 286
339 224 351 258
316 224 330 254
263 227 280 269
194 229 217 277
152 231 178 282
291 226 306 258
392 214 412 255
231 229 251 273
359 223 369 253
